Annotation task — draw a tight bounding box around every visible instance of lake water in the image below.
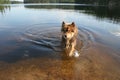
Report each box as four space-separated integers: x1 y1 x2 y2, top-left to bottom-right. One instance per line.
0 3 120 80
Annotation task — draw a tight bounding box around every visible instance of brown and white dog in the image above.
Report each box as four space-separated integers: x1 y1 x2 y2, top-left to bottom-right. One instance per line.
61 21 78 57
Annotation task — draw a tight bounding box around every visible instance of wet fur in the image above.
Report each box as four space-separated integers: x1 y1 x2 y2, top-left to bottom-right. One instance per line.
61 21 78 57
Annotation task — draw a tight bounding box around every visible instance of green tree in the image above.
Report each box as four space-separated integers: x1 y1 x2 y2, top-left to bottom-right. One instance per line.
0 0 10 4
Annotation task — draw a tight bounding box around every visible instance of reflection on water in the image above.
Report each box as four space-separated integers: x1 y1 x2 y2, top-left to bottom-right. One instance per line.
0 4 120 80
0 5 10 14
24 4 120 23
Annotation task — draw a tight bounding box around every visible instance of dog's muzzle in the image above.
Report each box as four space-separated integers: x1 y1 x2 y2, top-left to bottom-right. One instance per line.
63 34 67 39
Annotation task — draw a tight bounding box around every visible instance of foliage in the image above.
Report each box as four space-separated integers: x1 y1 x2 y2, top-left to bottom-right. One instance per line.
0 0 10 4
10 1 23 4
24 0 75 3
24 0 120 7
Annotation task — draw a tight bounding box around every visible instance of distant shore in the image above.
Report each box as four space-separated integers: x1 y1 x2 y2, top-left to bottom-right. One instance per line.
1 0 120 8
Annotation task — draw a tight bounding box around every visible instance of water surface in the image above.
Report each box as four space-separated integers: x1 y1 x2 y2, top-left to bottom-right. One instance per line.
0 3 120 80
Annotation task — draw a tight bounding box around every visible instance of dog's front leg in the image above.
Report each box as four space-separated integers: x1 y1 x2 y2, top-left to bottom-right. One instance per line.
69 40 76 57
66 39 70 49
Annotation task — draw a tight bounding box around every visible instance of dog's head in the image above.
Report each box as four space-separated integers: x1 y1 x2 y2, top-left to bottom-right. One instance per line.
61 21 76 40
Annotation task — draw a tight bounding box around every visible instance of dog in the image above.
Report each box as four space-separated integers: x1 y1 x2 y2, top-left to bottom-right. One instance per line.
61 21 78 57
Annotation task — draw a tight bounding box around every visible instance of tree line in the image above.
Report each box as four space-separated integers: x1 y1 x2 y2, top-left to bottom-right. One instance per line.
24 0 75 3
24 0 120 7
0 0 119 7
0 0 10 4
0 0 22 4
75 0 120 6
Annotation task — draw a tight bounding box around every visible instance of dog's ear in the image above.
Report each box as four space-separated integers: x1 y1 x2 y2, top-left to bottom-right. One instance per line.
62 21 65 27
61 21 65 32
62 21 65 26
71 22 75 27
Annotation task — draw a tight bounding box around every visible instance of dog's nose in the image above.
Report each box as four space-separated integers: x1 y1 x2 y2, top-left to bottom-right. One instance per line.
64 35 67 38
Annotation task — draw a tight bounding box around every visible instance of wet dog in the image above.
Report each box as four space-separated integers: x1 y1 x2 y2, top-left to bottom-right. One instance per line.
61 21 78 57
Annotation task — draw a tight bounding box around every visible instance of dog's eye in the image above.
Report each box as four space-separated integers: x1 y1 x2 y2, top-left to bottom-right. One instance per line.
64 29 68 32
72 30 74 32
64 29 67 32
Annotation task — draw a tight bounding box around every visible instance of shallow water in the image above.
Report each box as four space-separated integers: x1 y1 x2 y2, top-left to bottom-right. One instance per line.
0 3 120 80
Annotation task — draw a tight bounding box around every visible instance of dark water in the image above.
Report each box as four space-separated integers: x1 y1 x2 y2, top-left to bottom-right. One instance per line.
0 3 120 80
